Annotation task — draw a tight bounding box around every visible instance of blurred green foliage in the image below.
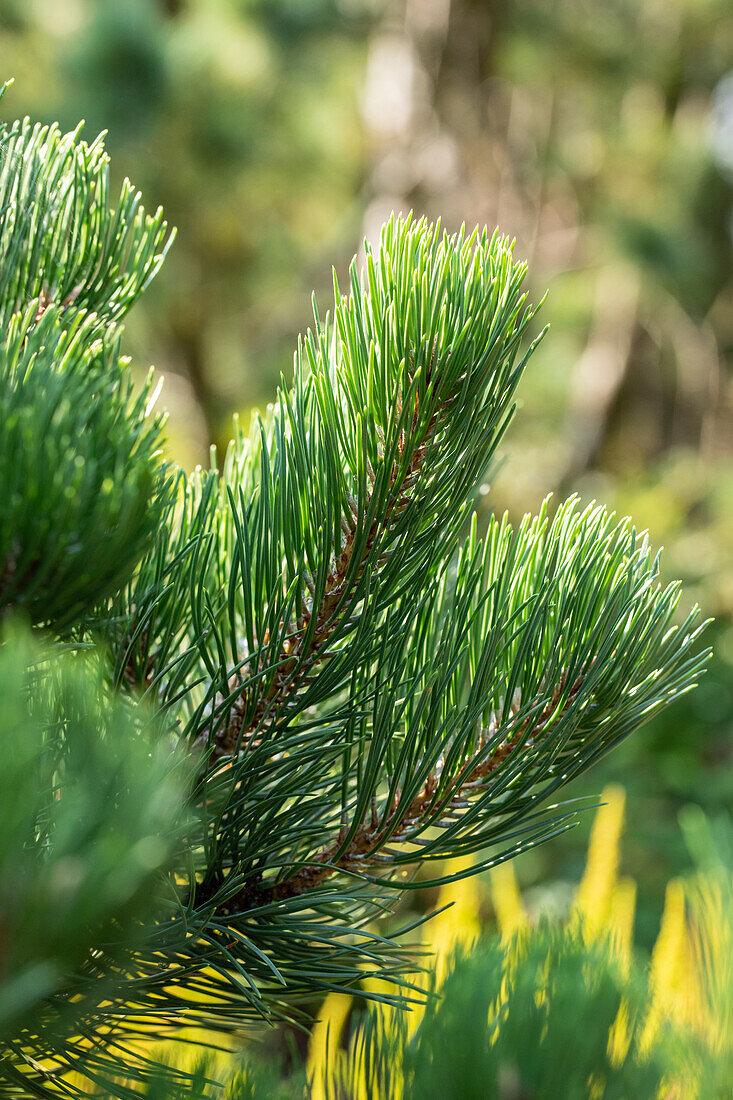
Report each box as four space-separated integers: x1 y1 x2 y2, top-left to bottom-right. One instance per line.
0 623 188 1045
0 0 729 940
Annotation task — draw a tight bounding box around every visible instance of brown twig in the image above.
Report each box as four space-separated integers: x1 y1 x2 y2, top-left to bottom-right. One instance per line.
34 288 52 323
33 284 83 324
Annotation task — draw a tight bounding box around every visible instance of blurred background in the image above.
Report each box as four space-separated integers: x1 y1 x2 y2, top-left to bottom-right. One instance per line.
1 0 731 951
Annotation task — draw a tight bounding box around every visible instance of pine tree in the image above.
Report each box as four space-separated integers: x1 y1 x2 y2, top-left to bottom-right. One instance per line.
0 83 709 1096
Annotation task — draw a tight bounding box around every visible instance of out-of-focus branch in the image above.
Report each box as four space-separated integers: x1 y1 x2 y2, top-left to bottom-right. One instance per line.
558 267 639 490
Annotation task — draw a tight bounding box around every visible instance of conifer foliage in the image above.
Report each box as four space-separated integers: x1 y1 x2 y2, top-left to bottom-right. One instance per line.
0 82 709 1096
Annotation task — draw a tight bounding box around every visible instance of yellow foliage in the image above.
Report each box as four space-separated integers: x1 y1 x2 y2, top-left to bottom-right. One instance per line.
688 875 732 1053
641 878 694 1056
307 853 483 1096
490 860 528 942
307 992 356 1100
573 784 626 939
428 854 483 978
608 875 637 975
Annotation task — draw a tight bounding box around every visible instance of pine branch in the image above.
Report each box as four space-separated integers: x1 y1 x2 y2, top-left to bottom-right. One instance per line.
79 217 708 1044
10 201 705 1076
189 497 706 930
210 346 447 761
0 118 174 330
191 217 540 770
0 624 189 1074
0 306 170 629
0 108 174 634
217 664 588 910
